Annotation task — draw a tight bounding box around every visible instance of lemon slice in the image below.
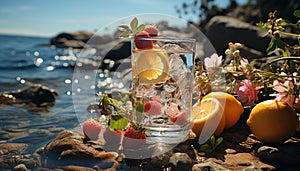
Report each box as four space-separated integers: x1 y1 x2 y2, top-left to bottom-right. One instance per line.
191 98 225 137
132 49 170 84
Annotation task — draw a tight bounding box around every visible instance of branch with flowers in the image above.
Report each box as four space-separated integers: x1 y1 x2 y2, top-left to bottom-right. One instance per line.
195 10 300 113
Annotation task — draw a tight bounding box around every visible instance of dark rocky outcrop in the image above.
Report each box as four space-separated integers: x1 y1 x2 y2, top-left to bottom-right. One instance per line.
203 15 268 59
50 30 113 49
0 84 58 111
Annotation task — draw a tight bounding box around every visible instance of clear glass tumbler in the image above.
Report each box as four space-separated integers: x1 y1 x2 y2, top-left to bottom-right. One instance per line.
131 37 196 144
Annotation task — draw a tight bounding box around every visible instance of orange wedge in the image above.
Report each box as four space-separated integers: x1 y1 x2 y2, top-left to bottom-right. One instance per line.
132 49 169 84
191 98 226 137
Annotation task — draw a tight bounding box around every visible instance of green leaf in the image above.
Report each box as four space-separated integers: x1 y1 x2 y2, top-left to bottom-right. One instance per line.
266 38 277 55
119 32 132 38
216 137 223 146
294 10 300 18
135 102 144 123
200 144 212 152
283 48 291 57
109 114 128 130
210 135 215 144
130 17 138 34
119 25 131 32
136 24 145 33
279 21 288 27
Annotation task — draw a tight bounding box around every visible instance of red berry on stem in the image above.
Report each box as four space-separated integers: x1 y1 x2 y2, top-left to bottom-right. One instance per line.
134 31 153 49
123 125 146 149
82 119 102 141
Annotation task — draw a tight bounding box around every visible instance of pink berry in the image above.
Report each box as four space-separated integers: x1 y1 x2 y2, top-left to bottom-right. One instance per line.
82 119 102 141
144 101 162 116
170 111 187 125
103 128 122 145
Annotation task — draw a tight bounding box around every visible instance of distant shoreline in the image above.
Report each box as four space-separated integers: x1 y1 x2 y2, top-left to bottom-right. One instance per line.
0 33 51 38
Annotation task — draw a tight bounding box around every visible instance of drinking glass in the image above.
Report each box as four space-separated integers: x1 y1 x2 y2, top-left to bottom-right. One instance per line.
131 37 196 144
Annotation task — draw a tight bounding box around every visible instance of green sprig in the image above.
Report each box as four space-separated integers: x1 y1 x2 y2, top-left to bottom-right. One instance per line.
200 135 223 153
119 17 145 38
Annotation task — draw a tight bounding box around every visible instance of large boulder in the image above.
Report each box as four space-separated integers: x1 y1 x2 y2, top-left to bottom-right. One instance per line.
204 15 268 60
50 31 112 49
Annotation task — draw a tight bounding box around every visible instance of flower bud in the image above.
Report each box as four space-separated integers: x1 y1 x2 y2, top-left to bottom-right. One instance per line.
275 18 283 23
225 49 231 55
233 50 240 57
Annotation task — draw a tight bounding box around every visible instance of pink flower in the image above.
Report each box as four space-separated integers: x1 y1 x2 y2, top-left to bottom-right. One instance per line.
238 58 249 71
272 80 295 108
204 53 222 78
234 79 259 106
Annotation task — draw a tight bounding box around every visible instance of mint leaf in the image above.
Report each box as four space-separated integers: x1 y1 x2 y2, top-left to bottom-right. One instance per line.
109 114 128 130
119 25 131 32
130 17 138 34
136 24 146 33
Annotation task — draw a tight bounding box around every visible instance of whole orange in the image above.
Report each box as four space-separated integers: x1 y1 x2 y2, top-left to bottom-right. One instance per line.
203 92 244 129
247 100 298 144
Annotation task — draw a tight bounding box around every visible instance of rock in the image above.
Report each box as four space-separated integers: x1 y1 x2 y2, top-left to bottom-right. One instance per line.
13 164 30 171
40 131 118 169
255 138 300 166
0 143 28 155
141 147 174 170
104 41 130 61
0 84 58 110
0 143 39 170
204 15 268 60
192 161 227 171
60 165 97 171
50 31 112 49
169 153 194 171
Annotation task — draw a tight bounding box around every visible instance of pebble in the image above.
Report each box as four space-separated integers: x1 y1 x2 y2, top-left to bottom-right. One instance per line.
169 153 193 171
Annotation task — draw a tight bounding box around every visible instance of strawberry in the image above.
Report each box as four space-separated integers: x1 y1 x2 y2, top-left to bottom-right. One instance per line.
82 119 102 141
170 111 187 126
144 25 158 37
134 31 153 49
144 101 162 116
103 128 122 145
122 124 146 149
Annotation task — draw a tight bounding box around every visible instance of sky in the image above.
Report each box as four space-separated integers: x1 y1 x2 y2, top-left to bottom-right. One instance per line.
0 0 245 37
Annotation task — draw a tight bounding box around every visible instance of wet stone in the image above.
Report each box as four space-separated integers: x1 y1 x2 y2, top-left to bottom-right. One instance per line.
169 153 194 171
255 138 300 166
40 131 118 169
